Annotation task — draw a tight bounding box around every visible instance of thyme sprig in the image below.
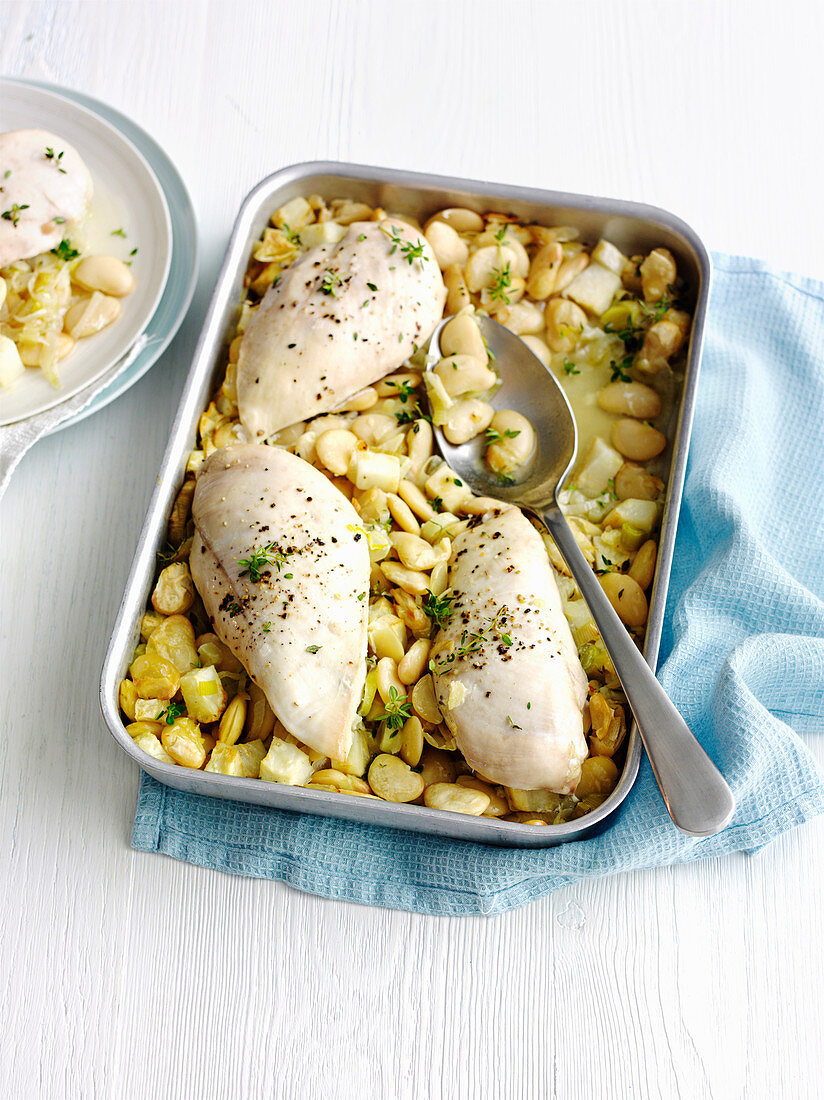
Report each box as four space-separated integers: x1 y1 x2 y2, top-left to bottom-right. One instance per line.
50 239 79 262
487 262 512 303
422 589 458 630
485 426 520 444
44 147 67 173
160 701 185 725
238 542 293 582
394 403 431 425
609 356 633 383
381 224 429 266
430 606 513 674
320 268 343 296
1 203 29 227
375 686 413 732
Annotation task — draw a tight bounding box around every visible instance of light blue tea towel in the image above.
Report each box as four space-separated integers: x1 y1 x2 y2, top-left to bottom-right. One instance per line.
131 254 824 916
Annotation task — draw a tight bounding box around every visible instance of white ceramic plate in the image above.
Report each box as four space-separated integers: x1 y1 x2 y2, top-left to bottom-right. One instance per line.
0 81 173 426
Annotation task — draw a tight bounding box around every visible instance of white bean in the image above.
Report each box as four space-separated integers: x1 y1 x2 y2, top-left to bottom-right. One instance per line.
425 208 484 234
526 241 563 299
433 355 496 397
391 532 451 571
411 674 443 725
614 463 664 501
406 420 433 482
72 254 135 297
599 572 648 627
333 386 378 412
597 381 662 419
545 298 586 353
628 539 657 591
63 292 121 339
397 479 436 521
465 243 527 292
428 560 449 597
439 314 487 363
424 221 469 268
520 334 551 367
351 412 396 446
398 639 432 685
386 492 420 533
611 419 667 462
443 398 495 444
374 371 422 398
315 428 358 475
495 299 544 336
376 657 407 703
485 410 536 475
443 264 471 314
423 783 490 816
379 560 430 596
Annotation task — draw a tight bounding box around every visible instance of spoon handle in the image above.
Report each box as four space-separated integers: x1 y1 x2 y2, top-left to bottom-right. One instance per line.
540 506 735 837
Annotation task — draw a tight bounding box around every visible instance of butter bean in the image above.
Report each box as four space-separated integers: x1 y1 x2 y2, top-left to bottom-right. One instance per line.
495 299 544 335
614 462 665 501
411 674 443 725
485 410 536 475
456 775 508 817
397 479 435 522
439 314 487 363
465 243 528 292
628 539 657 591
315 428 358 476
434 354 496 397
424 782 490 816
386 492 420 534
443 398 494 444
443 264 471 315
545 298 586 353
424 220 469 269
73 254 135 297
398 639 432 685
419 746 457 786
597 381 662 419
400 716 425 767
611 418 667 462
375 657 407 703
368 754 424 802
425 208 484 234
526 241 563 299
599 572 648 627
64 292 121 339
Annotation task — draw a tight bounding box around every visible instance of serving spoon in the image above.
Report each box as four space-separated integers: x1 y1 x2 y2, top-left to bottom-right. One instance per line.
426 315 735 837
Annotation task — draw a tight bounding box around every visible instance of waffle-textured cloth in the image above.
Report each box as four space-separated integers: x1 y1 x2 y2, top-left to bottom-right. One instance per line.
132 254 824 916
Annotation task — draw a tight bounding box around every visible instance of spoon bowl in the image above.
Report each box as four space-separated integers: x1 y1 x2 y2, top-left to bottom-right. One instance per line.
426 314 736 838
429 317 578 511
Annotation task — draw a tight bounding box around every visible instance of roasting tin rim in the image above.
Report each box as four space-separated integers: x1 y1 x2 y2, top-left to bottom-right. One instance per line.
100 160 711 849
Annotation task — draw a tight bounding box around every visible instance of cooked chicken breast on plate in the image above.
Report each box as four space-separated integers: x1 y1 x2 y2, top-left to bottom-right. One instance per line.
0 129 93 267
430 506 588 793
190 444 370 761
237 220 446 438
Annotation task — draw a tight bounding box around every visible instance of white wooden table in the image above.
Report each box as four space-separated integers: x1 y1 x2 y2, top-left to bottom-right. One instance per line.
2 3 823 1097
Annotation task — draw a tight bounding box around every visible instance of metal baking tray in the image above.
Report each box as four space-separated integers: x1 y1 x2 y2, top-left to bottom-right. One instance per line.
100 161 711 848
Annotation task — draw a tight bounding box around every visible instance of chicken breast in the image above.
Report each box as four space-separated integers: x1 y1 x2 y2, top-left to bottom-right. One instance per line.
189 444 370 761
430 507 588 792
237 220 446 439
0 129 93 267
